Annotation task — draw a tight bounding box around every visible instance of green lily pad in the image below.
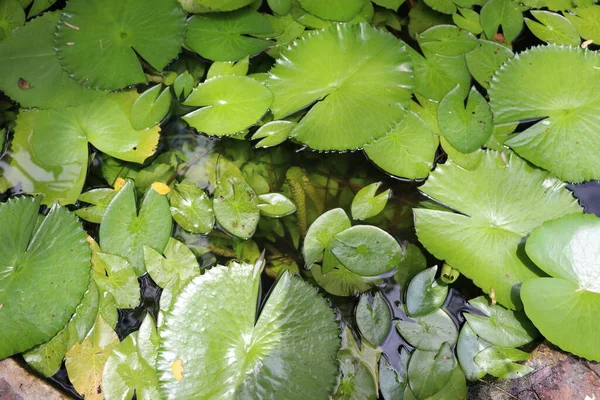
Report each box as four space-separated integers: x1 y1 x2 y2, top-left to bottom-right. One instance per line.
183 75 273 136
564 6 600 42
394 242 428 289
373 0 405 10
173 71 195 99
351 182 390 221
169 181 214 234
0 0 24 39
331 225 402 277
252 120 296 148
414 151 582 309
102 314 160 400
456 324 491 381
438 85 493 154
407 1 453 39
407 343 456 399
418 25 478 57
156 262 340 398
396 309 458 351
213 178 260 239
257 193 297 217
206 57 249 79
379 350 410 400
490 45 600 182
55 0 186 90
185 9 273 61
0 197 91 359
480 0 523 43
464 296 538 348
268 0 292 14
465 40 513 90
363 111 437 180
452 8 483 35
0 12 106 109
311 263 375 296
26 0 57 17
297 0 363 21
303 208 351 267
474 347 533 379
525 11 580 46
75 188 116 224
190 0 254 12
131 85 172 130
356 292 392 347
100 181 172 275
91 251 140 309
404 364 467 400
144 238 200 288
405 266 448 317
267 23 413 151
521 213 600 361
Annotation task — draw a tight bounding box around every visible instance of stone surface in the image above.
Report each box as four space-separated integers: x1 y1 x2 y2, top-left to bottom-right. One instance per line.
468 341 600 400
0 358 67 400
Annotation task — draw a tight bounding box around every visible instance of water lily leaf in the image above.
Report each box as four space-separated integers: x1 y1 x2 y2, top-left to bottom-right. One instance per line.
169 181 214 234
452 8 483 35
490 45 600 182
27 0 56 17
75 188 116 224
183 75 273 136
405 266 448 317
404 365 467 400
474 347 532 379
55 0 186 90
413 151 582 309
438 85 493 153
252 120 295 148
268 0 292 14
373 0 405 10
191 0 254 12
424 0 456 15
408 1 452 39
394 242 428 289
65 316 120 400
363 111 437 180
257 193 297 217
356 292 391 347
379 350 410 400
311 263 375 296
0 0 24 39
0 197 91 359
440 137 484 171
186 9 273 61
303 208 351 267
157 262 340 398
131 85 172 130
331 225 402 277
525 11 580 46
522 0 592 10
144 238 200 288
206 57 249 79
396 309 458 351
564 6 600 42
351 182 390 221
480 0 523 43
407 343 456 399
456 324 491 381
173 71 195 99
213 178 260 239
297 0 363 21
465 40 513 90
100 181 172 275
0 12 105 109
418 25 478 57
521 213 600 361
407 46 470 102
267 23 413 151
91 252 140 309
464 296 538 348
102 314 160 400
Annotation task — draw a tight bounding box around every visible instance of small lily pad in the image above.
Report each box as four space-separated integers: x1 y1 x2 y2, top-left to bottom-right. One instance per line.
169 181 214 234
75 188 116 224
405 266 448 317
418 25 478 57
456 324 492 381
407 343 456 399
525 11 580 46
394 242 428 289
356 292 392 347
144 238 200 288
297 0 363 21
396 309 458 351
252 120 296 148
351 182 391 221
213 178 260 239
257 193 297 217
479 0 523 43
311 263 375 297
91 251 140 309
465 40 513 90
303 208 351 267
131 85 172 130
474 347 533 379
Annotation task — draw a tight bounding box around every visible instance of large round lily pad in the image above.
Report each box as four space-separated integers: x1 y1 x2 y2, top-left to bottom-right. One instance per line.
267 23 413 151
157 262 340 399
489 45 600 182
0 196 91 359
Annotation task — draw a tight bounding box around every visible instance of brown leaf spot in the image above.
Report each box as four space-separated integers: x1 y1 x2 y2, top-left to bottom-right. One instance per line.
17 78 32 90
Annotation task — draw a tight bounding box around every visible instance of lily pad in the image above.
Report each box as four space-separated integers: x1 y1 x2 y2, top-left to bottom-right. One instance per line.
490 45 600 182
521 213 600 361
0 0 24 39
144 238 200 288
525 11 580 46
91 251 140 309
0 197 91 359
396 309 458 351
456 324 491 381
414 151 582 309
480 0 523 43
0 12 106 109
418 25 478 57
185 9 273 61
131 85 172 130
213 178 260 239
405 266 448 317
297 0 363 21
564 6 600 42
474 347 533 379
55 0 186 90
169 181 214 234
156 261 340 399
257 193 297 217
183 75 273 136
351 182 390 221
190 0 254 12
75 188 116 224
465 40 513 90
407 343 456 399
303 208 351 267
394 242 428 289
267 23 413 151
379 350 410 400
252 120 296 148
100 181 172 275
311 263 375 296
356 292 392 347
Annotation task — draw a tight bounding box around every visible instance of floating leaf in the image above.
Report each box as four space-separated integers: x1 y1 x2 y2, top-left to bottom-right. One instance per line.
296 0 363 21
408 1 452 39
0 12 106 109
169 181 214 234
91 252 140 309
331 225 402 277
268 0 292 14
156 262 340 398
75 188 116 224
405 266 448 317
394 242 428 289
438 85 493 153
424 0 456 15
173 71 194 99
191 0 254 12
564 6 600 43
267 23 413 151
490 45 600 182
480 0 523 43
521 213 600 361
0 0 24 39
356 292 392 347
65 316 120 400
311 263 375 297
465 40 513 90
452 8 483 35
418 25 478 57
144 238 199 288
407 343 456 399
404 365 467 400
396 309 458 351
183 75 273 136
303 208 351 267
100 181 172 275
55 0 186 90
213 178 260 239
186 9 273 61
474 347 533 379
206 57 249 79
27 0 56 17
0 197 91 359
414 151 582 309
257 192 297 217
525 11 580 46
351 182 390 220
456 324 491 381
373 0 406 10
131 85 172 130
379 350 410 400
252 120 295 148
